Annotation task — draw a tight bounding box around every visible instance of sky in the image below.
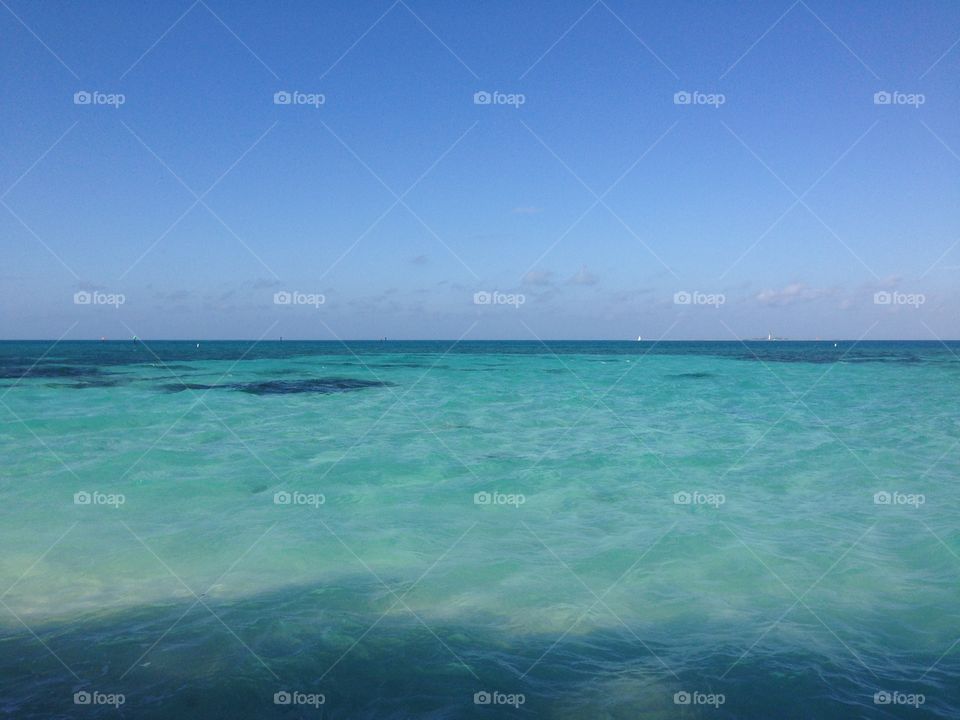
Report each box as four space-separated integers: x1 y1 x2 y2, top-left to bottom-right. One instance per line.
1 0 958 340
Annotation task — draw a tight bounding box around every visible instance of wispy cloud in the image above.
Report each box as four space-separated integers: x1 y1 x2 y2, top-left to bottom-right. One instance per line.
860 275 901 292
568 265 599 286
251 277 284 290
523 270 553 286
755 282 834 306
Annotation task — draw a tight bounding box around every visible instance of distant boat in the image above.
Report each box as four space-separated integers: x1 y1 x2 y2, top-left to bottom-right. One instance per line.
637 335 642 341
747 331 787 341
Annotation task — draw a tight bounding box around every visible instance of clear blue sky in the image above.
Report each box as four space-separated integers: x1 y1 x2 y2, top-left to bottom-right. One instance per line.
2 0 958 340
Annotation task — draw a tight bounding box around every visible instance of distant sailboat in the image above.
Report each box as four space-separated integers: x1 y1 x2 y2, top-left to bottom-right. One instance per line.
750 330 785 341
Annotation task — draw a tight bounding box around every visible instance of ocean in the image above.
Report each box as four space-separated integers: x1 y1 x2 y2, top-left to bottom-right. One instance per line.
0 340 957 719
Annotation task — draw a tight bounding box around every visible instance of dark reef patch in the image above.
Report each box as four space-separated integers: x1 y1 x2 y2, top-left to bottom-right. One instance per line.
159 377 394 395
237 378 394 395
0 365 108 380
45 378 131 389
158 382 217 393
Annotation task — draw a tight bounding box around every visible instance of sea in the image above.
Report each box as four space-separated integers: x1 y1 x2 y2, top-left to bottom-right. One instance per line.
0 340 957 719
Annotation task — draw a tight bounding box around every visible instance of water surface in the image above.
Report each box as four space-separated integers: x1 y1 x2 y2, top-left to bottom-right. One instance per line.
0 340 957 718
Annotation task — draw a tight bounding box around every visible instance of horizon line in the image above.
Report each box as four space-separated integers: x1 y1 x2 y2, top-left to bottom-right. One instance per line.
1 338 957 343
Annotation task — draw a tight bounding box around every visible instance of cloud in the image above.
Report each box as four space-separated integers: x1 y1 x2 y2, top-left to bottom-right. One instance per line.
411 254 429 265
523 270 553 286
755 282 834 306
568 265 599 286
163 289 193 302
512 206 543 215
610 288 653 303
860 275 901 292
250 277 284 290
150 287 194 303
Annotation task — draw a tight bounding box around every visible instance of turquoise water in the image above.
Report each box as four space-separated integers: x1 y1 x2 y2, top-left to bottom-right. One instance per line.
0 340 958 719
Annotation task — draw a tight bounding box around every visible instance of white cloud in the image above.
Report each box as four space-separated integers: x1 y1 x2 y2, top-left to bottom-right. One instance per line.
568 265 599 286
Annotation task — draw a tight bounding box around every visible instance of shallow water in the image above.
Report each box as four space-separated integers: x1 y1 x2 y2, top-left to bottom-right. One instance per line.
0 340 957 718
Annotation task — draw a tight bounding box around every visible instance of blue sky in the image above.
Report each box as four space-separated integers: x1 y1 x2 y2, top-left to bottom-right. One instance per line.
1 0 958 340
